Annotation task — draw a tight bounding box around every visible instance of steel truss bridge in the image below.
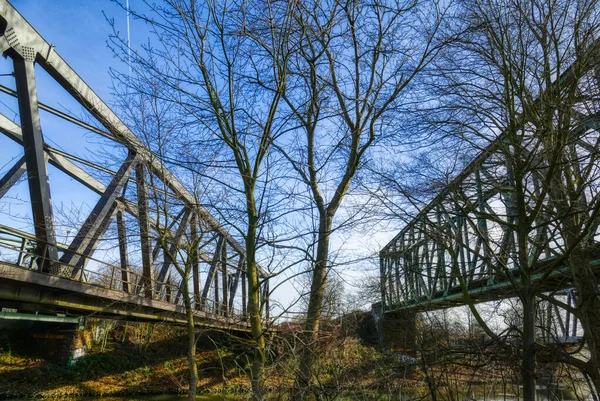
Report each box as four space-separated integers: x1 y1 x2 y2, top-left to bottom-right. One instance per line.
0 1 269 331
380 49 600 343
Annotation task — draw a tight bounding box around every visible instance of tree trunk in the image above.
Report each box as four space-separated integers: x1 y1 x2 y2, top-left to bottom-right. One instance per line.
521 290 537 401
587 368 600 401
246 213 266 401
295 214 333 399
182 275 199 401
570 250 600 399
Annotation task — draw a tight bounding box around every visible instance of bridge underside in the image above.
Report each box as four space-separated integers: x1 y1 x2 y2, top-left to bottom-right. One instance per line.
389 256 600 312
0 262 250 331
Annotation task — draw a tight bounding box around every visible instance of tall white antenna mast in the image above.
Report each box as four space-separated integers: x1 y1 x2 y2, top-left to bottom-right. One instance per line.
126 0 132 79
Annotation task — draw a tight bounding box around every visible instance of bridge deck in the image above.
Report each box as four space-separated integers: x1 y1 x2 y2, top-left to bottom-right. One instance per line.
388 248 600 312
0 262 250 331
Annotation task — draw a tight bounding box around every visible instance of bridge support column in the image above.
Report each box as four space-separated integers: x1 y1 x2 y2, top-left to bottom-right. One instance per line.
228 260 242 313
0 312 87 366
373 302 416 354
190 213 201 309
221 241 228 316
117 210 130 293
136 164 153 298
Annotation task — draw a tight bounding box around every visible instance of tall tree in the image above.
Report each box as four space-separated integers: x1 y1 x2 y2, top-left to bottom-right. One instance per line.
433 0 600 396
109 1 295 399
276 0 449 396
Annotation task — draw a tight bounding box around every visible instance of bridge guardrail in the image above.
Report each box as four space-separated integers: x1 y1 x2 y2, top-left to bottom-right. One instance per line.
0 227 245 320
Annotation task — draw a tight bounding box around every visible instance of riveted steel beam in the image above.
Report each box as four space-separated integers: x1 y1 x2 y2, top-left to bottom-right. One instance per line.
60 152 138 277
13 57 58 273
0 155 25 198
116 209 130 293
0 310 82 324
201 236 223 310
156 208 192 289
228 258 243 310
0 114 107 195
190 212 201 308
221 241 228 315
136 163 153 299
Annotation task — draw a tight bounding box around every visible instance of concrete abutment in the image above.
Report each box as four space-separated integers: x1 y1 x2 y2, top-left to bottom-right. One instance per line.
372 302 416 354
0 311 88 366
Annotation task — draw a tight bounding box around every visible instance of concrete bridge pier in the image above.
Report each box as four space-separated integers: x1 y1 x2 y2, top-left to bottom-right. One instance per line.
0 310 88 366
372 302 416 354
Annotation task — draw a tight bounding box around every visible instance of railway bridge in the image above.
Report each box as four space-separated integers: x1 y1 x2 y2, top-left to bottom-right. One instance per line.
0 0 269 338
379 46 600 350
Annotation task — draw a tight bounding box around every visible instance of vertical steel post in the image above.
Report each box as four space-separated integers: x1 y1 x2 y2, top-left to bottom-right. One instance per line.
264 280 270 321
201 236 223 310
16 238 27 266
190 212 201 309
545 301 552 343
214 259 220 313
136 163 153 298
117 209 130 293
380 251 387 310
109 263 115 289
221 241 228 316
565 292 572 338
571 292 578 337
259 274 264 312
165 275 172 303
393 239 400 302
228 258 243 311
522 292 537 401
13 57 59 273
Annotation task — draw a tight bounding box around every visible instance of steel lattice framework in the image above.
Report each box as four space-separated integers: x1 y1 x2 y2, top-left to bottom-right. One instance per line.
0 0 269 329
380 45 600 342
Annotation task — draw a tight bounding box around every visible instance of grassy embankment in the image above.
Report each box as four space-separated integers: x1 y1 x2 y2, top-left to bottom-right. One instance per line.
0 316 416 399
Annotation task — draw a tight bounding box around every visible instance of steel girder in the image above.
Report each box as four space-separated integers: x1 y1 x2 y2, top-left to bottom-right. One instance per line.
538 289 583 344
0 155 25 198
380 128 600 311
381 55 600 315
13 57 58 273
0 0 265 321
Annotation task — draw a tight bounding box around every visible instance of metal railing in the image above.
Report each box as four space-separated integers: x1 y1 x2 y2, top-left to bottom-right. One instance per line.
0 226 246 320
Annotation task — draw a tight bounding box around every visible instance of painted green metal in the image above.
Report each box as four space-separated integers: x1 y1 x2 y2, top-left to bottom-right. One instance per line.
0 310 82 324
386 264 575 312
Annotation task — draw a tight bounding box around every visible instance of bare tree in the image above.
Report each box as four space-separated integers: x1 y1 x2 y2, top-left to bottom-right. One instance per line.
110 83 205 399
273 0 449 396
108 1 297 399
